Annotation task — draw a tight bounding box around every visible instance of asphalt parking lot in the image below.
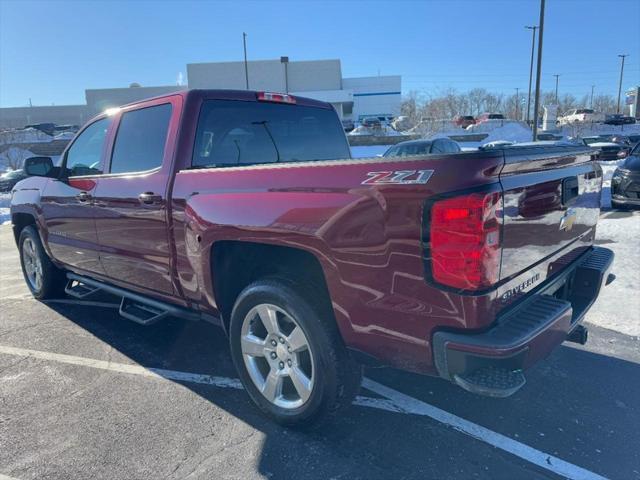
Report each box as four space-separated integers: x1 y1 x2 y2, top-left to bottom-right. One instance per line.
0 223 639 480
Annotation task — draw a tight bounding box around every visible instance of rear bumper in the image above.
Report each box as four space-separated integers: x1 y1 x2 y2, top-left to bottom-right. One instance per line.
433 246 614 397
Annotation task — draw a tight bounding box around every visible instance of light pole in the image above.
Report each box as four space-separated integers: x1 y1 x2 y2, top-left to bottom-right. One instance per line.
532 0 546 141
525 25 538 126
281 56 289 93
515 87 520 120
553 74 560 104
617 54 629 114
590 85 595 109
243 33 249 90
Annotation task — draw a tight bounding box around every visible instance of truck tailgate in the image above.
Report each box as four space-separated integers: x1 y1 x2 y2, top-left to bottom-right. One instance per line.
498 145 601 283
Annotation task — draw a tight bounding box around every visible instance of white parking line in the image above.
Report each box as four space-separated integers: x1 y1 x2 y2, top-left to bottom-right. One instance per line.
0 344 609 480
0 474 21 480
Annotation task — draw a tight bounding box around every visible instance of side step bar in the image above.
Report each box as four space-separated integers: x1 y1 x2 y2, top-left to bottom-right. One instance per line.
65 273 212 326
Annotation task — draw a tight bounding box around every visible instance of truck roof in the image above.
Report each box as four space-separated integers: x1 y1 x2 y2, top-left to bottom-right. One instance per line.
117 89 333 111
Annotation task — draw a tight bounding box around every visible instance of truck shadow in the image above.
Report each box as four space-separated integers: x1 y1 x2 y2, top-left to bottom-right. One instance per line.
43 300 639 480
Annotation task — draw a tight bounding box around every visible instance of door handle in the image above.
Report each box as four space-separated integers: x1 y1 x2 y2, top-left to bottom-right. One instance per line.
76 191 92 202
138 192 162 205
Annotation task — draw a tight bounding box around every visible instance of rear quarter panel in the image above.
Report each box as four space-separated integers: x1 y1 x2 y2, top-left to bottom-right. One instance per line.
171 151 504 373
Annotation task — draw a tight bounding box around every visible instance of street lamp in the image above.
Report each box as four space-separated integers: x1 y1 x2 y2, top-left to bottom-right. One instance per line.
617 54 629 114
553 74 560 104
243 33 249 90
281 56 289 93
532 0 546 141
525 25 538 125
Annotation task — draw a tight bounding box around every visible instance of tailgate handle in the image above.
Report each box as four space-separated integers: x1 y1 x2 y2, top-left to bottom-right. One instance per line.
562 177 579 205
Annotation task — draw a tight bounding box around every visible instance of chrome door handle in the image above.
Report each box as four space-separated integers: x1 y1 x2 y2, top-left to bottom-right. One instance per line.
76 191 92 202
138 192 162 205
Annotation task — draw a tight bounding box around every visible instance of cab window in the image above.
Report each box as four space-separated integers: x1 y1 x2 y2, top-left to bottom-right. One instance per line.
64 117 112 177
110 104 172 174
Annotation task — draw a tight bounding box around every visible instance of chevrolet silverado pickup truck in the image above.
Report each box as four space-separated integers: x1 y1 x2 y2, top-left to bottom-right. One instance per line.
11 89 614 427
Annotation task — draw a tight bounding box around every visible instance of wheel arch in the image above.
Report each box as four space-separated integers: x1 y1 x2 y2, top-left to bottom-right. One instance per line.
210 240 338 335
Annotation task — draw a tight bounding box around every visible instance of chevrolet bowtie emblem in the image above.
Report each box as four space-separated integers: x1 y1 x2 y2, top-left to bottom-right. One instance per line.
559 208 577 231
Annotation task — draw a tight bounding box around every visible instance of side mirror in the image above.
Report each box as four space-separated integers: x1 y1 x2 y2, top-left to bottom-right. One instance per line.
24 156 54 177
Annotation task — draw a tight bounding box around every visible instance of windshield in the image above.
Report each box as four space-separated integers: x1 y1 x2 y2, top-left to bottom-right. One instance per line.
192 100 350 168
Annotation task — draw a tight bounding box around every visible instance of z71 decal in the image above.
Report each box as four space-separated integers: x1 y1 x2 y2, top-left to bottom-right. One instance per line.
361 169 434 185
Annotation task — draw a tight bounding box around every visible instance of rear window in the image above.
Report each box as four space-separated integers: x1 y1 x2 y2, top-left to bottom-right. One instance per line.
192 100 350 168
488 114 504 119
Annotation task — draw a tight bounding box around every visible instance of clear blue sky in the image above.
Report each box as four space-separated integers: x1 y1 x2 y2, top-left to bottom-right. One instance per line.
1 0 638 107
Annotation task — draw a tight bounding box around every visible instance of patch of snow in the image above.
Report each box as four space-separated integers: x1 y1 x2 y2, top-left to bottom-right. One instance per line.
53 131 76 140
0 193 11 225
586 209 640 336
0 128 52 145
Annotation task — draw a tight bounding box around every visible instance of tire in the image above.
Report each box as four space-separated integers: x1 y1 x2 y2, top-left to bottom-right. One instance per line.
611 200 626 210
229 278 362 428
18 225 66 299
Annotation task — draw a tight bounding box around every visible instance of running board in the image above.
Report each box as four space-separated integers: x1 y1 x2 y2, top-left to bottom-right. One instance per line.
65 273 210 325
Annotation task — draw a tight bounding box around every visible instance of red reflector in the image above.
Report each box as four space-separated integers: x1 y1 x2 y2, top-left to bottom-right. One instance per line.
429 191 502 290
257 91 296 104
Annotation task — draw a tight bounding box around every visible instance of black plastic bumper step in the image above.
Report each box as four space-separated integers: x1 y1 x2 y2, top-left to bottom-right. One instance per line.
453 367 526 398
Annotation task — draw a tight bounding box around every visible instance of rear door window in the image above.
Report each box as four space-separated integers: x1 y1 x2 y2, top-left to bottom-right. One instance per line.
110 104 172 174
192 100 350 168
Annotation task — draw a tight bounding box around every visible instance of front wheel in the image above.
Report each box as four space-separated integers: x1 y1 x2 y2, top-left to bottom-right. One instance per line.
229 279 361 428
18 225 66 299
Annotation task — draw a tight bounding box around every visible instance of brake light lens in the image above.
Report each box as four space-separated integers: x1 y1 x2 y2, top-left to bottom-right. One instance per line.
257 91 296 104
429 191 502 290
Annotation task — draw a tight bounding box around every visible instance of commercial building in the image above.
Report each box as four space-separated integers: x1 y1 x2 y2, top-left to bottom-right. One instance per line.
0 59 401 129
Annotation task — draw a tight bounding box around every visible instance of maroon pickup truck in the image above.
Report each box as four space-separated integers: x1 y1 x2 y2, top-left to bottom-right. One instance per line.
11 90 614 427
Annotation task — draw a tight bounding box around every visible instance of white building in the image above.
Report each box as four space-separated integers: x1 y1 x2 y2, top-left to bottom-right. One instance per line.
187 59 401 123
0 59 401 129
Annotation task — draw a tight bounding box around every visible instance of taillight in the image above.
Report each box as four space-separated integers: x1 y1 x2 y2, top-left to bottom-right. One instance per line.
256 91 296 104
429 191 502 290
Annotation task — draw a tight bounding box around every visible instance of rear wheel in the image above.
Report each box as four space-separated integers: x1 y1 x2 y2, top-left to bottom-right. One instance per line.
229 279 361 428
18 226 66 299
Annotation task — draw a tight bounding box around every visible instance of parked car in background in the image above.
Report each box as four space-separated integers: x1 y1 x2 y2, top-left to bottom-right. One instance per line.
341 119 355 132
390 115 412 131
475 113 505 123
582 136 626 161
537 133 564 141
604 114 636 125
611 143 640 209
558 109 605 125
361 117 382 129
383 138 461 157
0 169 28 192
453 115 475 128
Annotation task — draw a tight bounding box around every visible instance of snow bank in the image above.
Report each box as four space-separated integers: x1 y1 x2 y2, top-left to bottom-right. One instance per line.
0 128 52 145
